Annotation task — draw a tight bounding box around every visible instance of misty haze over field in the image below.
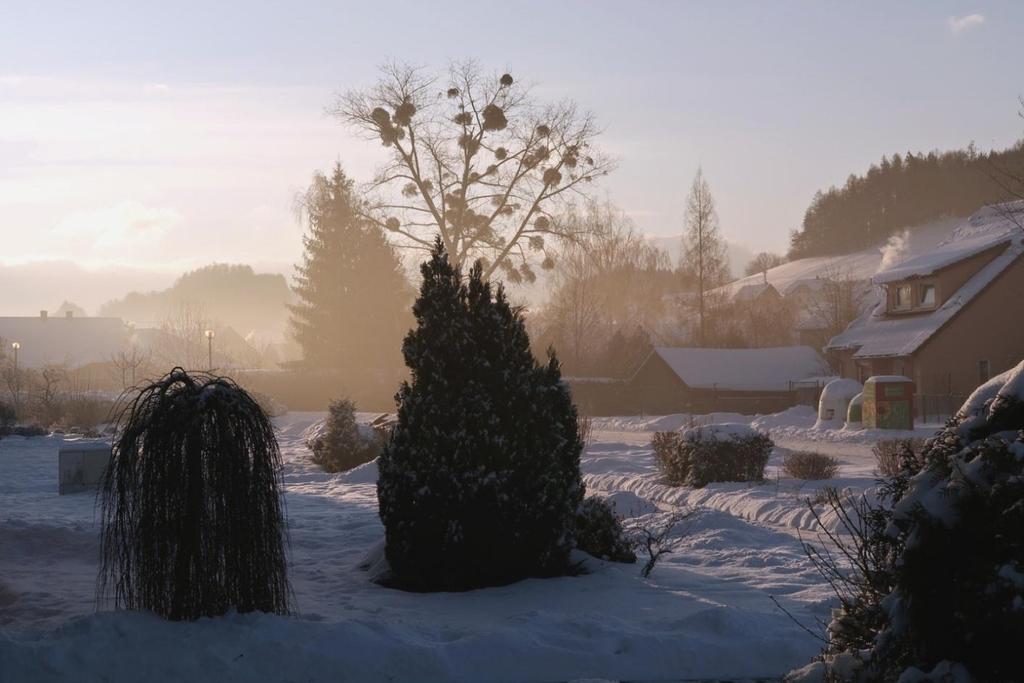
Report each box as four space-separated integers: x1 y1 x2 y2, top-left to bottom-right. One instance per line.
2 3 1024 683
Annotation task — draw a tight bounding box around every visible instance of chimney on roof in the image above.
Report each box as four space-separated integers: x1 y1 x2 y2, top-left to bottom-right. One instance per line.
40 310 48 320
65 310 73 319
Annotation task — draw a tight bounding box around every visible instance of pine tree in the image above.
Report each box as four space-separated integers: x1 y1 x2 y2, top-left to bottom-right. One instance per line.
289 164 411 374
377 238 584 591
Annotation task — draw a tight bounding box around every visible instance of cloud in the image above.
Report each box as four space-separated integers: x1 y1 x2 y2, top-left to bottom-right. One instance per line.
51 201 181 258
947 14 985 35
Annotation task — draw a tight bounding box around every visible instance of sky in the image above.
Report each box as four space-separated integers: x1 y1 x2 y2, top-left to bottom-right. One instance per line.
1 1 1022 280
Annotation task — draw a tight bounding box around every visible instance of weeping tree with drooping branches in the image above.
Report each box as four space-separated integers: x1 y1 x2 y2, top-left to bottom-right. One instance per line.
331 60 616 283
98 368 291 621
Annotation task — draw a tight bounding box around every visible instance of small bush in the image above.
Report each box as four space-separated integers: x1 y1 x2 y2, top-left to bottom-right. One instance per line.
653 424 773 488
577 414 594 449
573 497 636 563
58 396 115 432
0 401 14 437
10 424 47 438
873 438 925 477
308 399 381 473
782 450 840 480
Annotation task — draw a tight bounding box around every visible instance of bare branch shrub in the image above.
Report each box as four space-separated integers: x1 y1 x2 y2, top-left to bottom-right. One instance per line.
627 510 692 578
872 438 925 477
783 450 841 480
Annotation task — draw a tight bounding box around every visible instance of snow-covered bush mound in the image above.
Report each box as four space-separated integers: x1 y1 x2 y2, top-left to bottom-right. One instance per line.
652 423 773 488
789 360 1024 682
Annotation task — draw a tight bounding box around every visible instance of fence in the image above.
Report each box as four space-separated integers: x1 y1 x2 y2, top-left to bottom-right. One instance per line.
916 394 968 425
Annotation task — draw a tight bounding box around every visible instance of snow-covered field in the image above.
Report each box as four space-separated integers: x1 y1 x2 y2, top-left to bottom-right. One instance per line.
0 411 943 682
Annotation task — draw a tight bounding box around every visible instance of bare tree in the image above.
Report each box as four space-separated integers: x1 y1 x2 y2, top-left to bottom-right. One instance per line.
332 61 615 280
799 264 867 355
680 168 729 345
110 345 151 390
155 302 212 371
534 200 672 373
744 251 787 280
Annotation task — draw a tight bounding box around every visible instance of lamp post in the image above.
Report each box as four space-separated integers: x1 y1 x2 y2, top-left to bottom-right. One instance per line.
204 330 215 372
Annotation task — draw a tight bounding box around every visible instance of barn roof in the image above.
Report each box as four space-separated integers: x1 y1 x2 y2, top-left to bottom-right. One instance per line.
644 345 827 392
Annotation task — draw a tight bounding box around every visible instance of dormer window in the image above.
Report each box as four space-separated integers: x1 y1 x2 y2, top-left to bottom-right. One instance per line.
894 285 912 310
919 284 936 307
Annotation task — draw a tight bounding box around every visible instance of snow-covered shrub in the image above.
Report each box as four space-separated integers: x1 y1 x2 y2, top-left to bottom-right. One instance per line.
573 497 636 563
653 424 772 488
378 239 584 591
308 398 381 473
791 361 1024 682
98 368 290 621
0 400 14 437
872 437 925 478
782 450 840 480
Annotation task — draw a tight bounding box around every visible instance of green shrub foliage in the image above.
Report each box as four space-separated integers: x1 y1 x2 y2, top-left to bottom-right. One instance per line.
309 398 381 472
98 368 290 620
378 238 584 591
574 497 636 563
653 425 772 488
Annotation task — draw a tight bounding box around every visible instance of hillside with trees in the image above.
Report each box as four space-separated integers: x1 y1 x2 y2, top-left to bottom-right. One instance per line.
789 141 1024 258
99 264 292 336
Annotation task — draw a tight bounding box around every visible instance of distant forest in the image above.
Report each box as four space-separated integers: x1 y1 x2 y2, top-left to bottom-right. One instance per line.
788 141 1024 258
100 264 292 334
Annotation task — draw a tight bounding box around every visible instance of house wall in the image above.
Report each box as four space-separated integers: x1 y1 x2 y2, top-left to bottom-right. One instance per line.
912 254 1024 397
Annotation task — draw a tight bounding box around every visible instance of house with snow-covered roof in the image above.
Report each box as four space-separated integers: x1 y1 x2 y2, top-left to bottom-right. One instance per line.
826 202 1024 411
625 345 828 414
0 310 129 369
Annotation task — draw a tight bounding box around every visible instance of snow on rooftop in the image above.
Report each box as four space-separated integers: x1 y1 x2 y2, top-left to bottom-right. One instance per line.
649 346 827 391
732 282 778 303
873 202 1024 284
714 216 962 301
828 203 1024 359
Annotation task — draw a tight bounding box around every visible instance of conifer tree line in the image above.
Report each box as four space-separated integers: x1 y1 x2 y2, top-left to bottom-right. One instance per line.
789 141 1024 258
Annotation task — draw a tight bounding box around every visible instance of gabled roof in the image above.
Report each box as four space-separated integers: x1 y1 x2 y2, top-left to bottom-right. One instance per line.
828 202 1024 359
732 282 779 303
0 316 128 368
872 203 1023 283
643 346 827 392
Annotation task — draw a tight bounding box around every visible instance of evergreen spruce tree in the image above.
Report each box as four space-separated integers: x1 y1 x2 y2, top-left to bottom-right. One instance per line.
378 238 584 591
289 164 411 374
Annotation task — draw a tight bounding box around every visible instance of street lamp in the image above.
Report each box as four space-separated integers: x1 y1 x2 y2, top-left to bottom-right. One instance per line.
204 329 215 372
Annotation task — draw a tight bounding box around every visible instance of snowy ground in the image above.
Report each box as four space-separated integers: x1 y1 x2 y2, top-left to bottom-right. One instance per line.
0 410 944 682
